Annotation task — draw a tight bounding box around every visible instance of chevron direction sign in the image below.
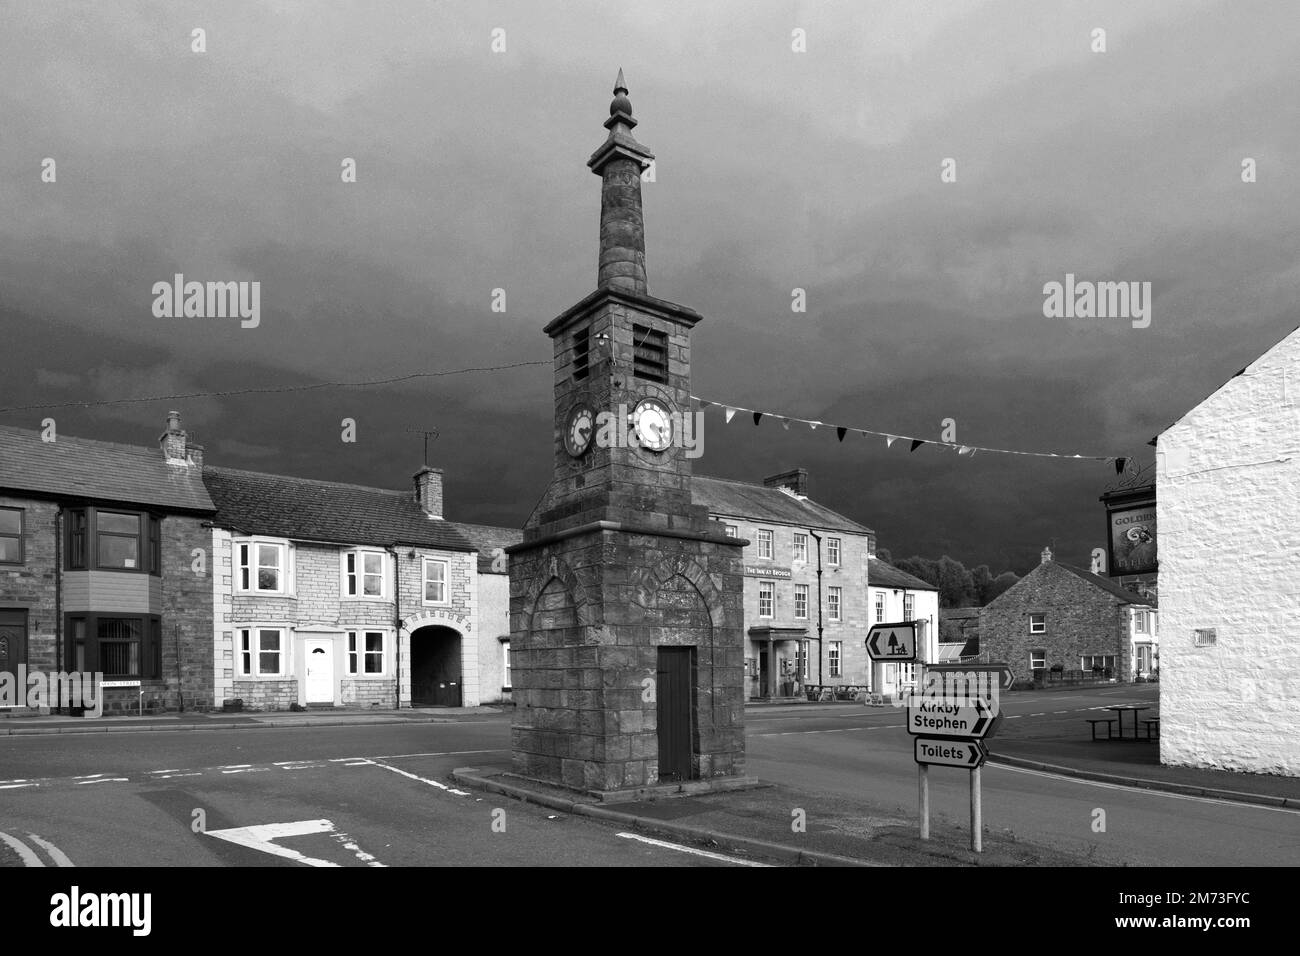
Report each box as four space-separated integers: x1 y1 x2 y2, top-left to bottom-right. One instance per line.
906 695 1002 740
914 738 988 768
925 662 1018 691
866 622 916 662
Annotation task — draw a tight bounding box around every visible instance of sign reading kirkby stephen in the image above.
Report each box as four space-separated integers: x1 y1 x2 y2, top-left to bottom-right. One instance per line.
1107 503 1157 575
744 565 792 580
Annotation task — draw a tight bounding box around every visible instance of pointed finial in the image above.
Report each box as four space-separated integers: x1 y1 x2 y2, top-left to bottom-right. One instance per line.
610 68 632 117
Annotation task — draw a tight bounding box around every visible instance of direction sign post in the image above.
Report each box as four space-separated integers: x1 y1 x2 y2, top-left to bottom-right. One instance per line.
865 622 916 662
924 662 1017 691
913 738 988 768
905 681 1002 854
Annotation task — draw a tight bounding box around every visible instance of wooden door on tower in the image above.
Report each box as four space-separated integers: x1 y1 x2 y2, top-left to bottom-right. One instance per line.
656 646 697 782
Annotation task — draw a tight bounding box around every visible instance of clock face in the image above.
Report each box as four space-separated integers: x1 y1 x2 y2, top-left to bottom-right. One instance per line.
564 404 595 457
632 398 674 451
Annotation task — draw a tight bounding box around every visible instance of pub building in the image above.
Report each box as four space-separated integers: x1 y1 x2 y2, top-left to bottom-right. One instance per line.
692 468 883 700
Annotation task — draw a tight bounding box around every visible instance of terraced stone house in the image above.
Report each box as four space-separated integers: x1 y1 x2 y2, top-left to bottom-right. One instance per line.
204 464 509 711
0 414 215 714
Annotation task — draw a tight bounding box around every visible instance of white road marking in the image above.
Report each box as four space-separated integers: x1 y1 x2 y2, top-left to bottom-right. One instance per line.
991 764 1300 815
753 724 903 738
616 832 771 866
370 749 506 760
158 772 202 779
75 777 128 785
222 767 270 774
330 830 386 867
369 760 470 796
0 831 44 866
27 833 74 867
0 783 37 790
206 819 341 867
147 769 183 774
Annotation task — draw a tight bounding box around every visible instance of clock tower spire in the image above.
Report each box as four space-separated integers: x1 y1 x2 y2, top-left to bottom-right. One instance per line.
589 69 652 294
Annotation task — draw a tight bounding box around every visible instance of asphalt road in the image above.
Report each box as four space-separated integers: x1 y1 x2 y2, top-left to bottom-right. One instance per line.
746 685 1300 866
3 685 1297 866
0 722 760 867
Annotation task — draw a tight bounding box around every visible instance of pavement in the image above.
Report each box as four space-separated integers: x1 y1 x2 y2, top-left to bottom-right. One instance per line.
0 706 501 734
450 764 1092 867
986 686 1300 807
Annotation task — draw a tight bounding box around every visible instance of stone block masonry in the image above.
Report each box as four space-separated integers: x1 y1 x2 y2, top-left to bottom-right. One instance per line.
510 524 747 792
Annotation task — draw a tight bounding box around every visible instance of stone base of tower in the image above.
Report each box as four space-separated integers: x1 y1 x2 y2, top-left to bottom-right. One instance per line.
507 520 748 794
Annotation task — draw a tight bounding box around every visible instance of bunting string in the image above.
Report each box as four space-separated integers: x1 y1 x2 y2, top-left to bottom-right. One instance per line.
692 396 1129 466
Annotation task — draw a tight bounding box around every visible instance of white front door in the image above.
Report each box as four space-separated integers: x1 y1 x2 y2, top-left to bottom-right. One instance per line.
305 640 334 704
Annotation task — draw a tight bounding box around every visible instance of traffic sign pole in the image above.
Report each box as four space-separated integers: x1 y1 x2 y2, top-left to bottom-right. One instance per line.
971 767 982 853
918 764 929 841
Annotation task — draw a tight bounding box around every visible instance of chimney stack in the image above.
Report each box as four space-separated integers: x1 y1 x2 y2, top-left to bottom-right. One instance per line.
414 466 444 519
160 410 188 464
763 468 809 497
1041 545 1053 564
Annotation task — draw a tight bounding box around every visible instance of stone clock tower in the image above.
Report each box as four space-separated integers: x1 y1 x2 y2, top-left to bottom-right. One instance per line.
507 72 748 795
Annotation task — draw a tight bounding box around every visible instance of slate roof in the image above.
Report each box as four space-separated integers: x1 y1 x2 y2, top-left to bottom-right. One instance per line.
692 475 873 536
0 424 214 513
203 466 476 552
1057 562 1158 607
868 558 938 591
450 522 523 574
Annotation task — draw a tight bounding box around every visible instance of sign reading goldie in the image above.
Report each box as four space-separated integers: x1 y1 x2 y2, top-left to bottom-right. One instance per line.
1108 504 1157 574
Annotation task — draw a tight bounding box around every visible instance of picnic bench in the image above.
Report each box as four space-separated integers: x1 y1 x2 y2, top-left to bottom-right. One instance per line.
1086 717 1116 741
1143 717 1160 740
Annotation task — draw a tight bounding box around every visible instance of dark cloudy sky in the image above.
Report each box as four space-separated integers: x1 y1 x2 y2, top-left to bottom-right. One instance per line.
2 1 1297 575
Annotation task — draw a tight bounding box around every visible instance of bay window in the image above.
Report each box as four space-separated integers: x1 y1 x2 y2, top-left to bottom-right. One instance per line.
236 539 291 594
237 627 286 677
64 613 161 679
344 550 386 599
63 508 161 574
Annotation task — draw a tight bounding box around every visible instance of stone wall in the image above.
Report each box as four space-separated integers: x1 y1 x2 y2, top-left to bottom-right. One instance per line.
510 528 746 792
0 496 59 674
1158 326 1300 775
158 514 215 710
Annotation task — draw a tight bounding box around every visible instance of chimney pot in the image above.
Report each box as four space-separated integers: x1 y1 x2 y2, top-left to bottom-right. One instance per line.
160 411 188 463
1041 546 1053 564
